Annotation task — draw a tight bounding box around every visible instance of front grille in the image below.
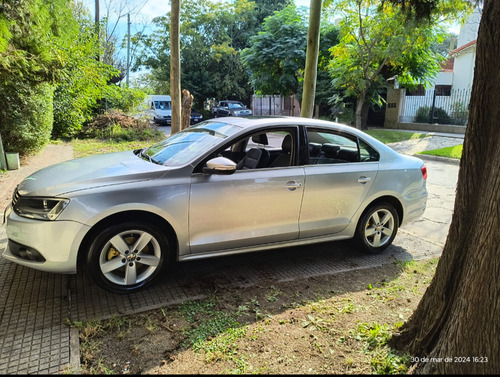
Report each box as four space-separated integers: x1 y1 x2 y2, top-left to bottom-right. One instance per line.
12 187 20 207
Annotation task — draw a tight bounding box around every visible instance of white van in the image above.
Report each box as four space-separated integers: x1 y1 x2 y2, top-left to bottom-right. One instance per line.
146 95 172 125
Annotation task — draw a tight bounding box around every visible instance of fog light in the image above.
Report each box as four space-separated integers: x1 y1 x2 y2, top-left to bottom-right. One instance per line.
8 241 46 262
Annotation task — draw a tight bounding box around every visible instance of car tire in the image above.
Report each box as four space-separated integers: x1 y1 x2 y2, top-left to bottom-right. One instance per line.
86 222 170 293
355 203 399 254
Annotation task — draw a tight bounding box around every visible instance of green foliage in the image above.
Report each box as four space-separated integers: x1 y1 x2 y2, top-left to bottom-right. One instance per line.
179 299 241 350
52 5 120 139
78 110 164 142
103 86 147 114
354 322 410 374
241 4 308 96
0 0 119 150
325 0 472 128
0 82 54 155
365 130 428 144
135 0 292 107
414 105 451 124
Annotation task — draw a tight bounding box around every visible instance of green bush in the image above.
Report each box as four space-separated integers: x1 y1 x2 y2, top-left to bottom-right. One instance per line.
414 105 452 124
414 106 431 123
0 82 54 156
103 86 147 114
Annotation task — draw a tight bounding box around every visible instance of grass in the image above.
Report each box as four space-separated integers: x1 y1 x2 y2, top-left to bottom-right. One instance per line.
366 129 463 160
418 144 463 159
74 258 439 374
365 129 429 144
71 139 158 158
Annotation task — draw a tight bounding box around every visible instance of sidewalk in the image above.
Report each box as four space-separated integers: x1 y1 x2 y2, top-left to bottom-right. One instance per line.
0 143 77 374
387 132 463 164
0 143 74 209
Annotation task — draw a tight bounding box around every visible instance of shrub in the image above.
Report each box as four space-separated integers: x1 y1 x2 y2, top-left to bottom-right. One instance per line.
103 86 147 114
0 82 54 156
414 106 452 124
414 106 431 123
80 110 163 142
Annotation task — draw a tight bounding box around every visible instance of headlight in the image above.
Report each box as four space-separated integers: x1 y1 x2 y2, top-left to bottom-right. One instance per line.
13 196 69 221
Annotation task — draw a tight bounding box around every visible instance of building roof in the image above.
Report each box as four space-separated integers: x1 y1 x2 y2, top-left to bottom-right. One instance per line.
449 39 477 57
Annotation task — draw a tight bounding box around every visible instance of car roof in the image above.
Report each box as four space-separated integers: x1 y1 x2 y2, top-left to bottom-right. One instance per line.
205 116 359 134
202 116 398 156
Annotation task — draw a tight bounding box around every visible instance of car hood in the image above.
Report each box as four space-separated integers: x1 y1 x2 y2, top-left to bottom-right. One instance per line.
17 151 169 197
155 109 171 116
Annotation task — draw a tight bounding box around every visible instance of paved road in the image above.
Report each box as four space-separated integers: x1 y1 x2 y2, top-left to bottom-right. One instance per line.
0 133 462 374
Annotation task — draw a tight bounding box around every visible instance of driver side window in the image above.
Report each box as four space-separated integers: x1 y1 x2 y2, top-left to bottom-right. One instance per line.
211 129 296 171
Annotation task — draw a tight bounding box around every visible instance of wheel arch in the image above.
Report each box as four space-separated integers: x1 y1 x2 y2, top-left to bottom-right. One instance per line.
361 195 404 226
77 210 178 269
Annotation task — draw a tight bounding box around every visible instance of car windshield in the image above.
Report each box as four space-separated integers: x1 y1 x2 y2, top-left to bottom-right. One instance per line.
228 102 244 109
144 121 242 167
154 101 171 110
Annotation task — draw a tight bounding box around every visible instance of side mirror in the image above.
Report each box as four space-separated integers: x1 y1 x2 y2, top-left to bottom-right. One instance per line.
202 157 237 175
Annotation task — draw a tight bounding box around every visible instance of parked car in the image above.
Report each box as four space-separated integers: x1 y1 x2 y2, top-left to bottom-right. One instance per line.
3 117 427 294
190 108 203 125
213 100 252 117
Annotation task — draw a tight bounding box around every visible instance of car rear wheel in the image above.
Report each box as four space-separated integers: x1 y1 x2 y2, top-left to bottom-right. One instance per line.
355 203 399 253
86 222 170 293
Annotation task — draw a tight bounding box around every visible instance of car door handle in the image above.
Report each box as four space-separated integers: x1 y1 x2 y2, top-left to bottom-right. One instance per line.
284 181 302 190
357 176 371 184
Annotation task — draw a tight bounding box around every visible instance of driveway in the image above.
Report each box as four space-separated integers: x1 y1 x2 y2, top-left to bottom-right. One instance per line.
0 133 462 374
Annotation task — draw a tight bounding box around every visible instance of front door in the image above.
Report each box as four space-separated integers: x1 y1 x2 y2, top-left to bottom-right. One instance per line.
189 167 305 253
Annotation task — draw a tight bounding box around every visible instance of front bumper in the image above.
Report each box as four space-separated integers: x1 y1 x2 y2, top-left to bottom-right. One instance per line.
155 116 171 125
3 209 89 274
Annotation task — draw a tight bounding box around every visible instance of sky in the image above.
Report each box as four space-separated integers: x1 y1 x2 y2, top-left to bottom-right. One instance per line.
80 0 311 80
80 0 461 81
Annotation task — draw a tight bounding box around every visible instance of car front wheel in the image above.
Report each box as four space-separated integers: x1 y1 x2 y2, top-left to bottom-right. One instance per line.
355 203 399 253
86 222 170 293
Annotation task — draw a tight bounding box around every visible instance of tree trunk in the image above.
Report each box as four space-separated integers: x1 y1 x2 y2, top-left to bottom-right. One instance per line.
170 0 181 135
181 88 193 130
355 90 367 130
300 0 321 118
389 1 500 373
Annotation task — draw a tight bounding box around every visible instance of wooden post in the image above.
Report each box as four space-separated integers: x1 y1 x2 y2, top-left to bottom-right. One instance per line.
181 89 193 130
0 132 7 171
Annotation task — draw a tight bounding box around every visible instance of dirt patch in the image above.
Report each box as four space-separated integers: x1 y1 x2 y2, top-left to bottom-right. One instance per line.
77 259 437 374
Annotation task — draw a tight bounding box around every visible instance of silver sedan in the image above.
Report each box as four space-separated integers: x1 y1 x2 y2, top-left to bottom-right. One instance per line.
3 117 427 293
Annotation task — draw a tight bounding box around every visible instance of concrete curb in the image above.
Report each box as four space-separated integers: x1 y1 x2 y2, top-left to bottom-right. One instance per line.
414 153 461 165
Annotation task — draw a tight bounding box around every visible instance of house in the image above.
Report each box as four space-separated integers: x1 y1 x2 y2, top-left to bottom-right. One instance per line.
383 7 480 133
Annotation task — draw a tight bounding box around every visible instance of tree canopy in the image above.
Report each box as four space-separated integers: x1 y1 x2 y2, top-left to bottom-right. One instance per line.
0 0 139 154
325 0 471 129
241 4 309 97
134 0 292 109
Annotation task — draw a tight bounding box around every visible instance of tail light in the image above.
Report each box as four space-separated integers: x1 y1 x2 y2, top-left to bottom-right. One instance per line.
421 165 427 180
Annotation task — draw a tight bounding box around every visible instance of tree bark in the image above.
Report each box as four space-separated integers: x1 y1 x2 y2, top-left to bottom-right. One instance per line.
355 90 367 130
300 0 322 118
389 1 500 373
181 88 193 130
170 0 181 135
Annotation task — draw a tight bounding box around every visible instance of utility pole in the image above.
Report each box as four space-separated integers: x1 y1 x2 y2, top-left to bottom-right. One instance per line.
300 0 322 118
95 0 100 62
126 13 130 87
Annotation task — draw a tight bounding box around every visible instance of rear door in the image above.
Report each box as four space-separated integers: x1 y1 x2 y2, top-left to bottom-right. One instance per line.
299 128 380 237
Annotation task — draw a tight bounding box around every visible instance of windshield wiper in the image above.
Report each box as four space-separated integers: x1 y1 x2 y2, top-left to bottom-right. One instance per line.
140 148 161 165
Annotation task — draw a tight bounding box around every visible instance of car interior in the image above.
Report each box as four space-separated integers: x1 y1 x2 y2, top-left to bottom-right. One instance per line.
197 128 379 174
306 130 380 164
